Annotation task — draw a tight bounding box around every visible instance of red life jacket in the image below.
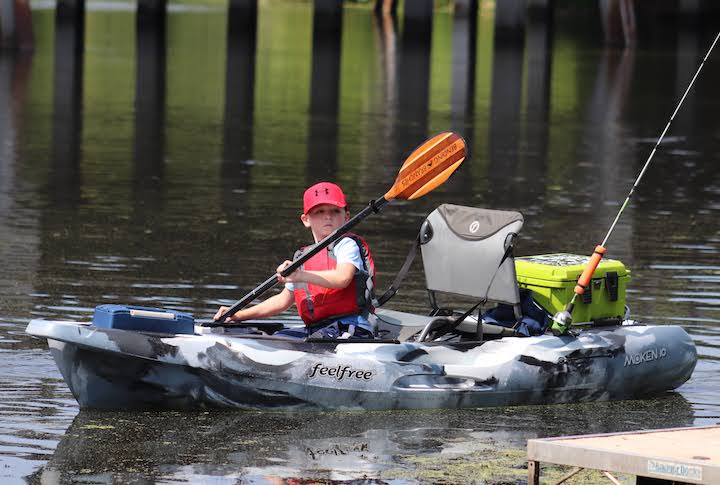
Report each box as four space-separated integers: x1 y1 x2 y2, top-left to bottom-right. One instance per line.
292 234 375 325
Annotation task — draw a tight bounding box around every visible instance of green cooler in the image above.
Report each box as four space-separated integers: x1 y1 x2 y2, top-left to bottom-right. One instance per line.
515 254 630 325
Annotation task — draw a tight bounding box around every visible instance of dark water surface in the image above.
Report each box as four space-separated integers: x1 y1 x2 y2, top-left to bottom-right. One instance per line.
1 1 719 483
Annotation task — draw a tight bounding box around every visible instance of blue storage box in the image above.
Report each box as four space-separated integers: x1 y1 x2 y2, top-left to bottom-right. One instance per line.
92 305 195 335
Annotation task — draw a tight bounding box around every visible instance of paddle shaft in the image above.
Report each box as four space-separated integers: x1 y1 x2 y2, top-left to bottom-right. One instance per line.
217 197 389 322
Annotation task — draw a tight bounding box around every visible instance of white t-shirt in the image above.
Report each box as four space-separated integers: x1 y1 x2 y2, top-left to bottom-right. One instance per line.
285 237 363 292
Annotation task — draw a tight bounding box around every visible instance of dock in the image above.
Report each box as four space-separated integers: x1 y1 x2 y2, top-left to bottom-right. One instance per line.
527 425 720 484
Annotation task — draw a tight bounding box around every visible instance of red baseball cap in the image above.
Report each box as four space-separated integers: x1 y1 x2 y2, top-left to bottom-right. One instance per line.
303 182 347 214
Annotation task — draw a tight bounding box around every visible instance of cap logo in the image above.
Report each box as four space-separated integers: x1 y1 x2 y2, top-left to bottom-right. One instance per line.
315 188 330 197
469 221 480 233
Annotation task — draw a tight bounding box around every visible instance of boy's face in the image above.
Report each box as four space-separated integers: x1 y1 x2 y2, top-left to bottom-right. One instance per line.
301 204 350 241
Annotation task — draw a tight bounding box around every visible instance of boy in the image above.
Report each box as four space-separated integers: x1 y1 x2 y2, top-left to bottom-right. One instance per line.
214 182 376 339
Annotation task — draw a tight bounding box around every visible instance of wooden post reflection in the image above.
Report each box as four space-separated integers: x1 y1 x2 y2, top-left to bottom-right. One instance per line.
0 56 14 215
451 0 478 141
0 53 36 298
584 48 635 253
223 0 257 208
488 29 524 207
521 4 554 205
52 0 84 206
373 0 397 16
674 27 699 135
0 0 34 50
307 0 342 183
494 0 526 41
134 0 167 198
447 0 477 195
395 0 432 163
600 0 636 47
369 7 398 186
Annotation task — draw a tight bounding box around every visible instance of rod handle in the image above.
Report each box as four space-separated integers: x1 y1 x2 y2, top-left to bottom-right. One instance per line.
574 245 606 296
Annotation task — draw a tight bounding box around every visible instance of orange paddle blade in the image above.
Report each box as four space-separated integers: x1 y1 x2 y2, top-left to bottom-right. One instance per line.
384 132 467 201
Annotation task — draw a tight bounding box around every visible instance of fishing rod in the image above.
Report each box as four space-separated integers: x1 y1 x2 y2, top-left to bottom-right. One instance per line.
551 31 720 336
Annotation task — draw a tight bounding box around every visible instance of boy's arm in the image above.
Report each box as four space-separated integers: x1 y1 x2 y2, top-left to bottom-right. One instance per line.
277 238 361 289
279 262 356 289
214 288 295 323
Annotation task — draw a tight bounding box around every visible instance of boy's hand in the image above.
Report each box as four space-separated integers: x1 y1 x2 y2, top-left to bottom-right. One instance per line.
213 306 236 323
277 260 304 284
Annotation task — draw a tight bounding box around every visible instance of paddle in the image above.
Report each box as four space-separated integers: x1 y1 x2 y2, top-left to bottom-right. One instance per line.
211 131 467 325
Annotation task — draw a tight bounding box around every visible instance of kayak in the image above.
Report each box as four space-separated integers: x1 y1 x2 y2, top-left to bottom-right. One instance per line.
26 204 698 411
25 312 696 411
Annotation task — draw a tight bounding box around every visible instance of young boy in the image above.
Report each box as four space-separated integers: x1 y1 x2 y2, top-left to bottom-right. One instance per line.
214 182 376 339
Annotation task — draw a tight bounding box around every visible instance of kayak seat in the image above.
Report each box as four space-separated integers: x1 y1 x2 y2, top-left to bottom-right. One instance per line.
376 204 525 341
420 205 525 340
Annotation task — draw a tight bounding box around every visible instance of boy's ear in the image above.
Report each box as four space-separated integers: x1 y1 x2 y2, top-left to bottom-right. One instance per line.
300 213 312 228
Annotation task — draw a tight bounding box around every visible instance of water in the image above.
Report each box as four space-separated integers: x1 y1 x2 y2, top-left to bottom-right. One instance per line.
1 1 719 483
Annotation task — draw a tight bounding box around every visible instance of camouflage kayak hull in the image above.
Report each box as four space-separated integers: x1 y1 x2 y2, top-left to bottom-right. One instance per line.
26 319 696 411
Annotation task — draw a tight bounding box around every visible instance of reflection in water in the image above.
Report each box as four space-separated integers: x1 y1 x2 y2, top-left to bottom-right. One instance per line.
521 7 553 213
395 0 432 164
450 0 477 135
223 0 256 196
0 350 77 484
0 53 35 316
488 34 523 208
445 1 478 197
0 56 12 220
2 2 720 483
133 1 167 201
584 47 636 261
221 0 256 252
675 27 699 136
38 395 695 483
307 1 342 182
52 1 84 207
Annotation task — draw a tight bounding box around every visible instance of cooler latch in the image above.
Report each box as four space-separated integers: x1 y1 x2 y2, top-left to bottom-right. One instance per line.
581 278 592 304
606 271 619 301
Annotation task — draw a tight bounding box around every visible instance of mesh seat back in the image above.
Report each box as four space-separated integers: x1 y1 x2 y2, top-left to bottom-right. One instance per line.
420 204 523 305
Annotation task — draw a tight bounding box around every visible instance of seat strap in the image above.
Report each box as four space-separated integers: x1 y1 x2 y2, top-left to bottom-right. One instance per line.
376 232 421 307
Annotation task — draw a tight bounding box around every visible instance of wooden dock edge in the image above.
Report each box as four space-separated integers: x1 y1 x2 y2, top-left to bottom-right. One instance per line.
527 425 720 484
